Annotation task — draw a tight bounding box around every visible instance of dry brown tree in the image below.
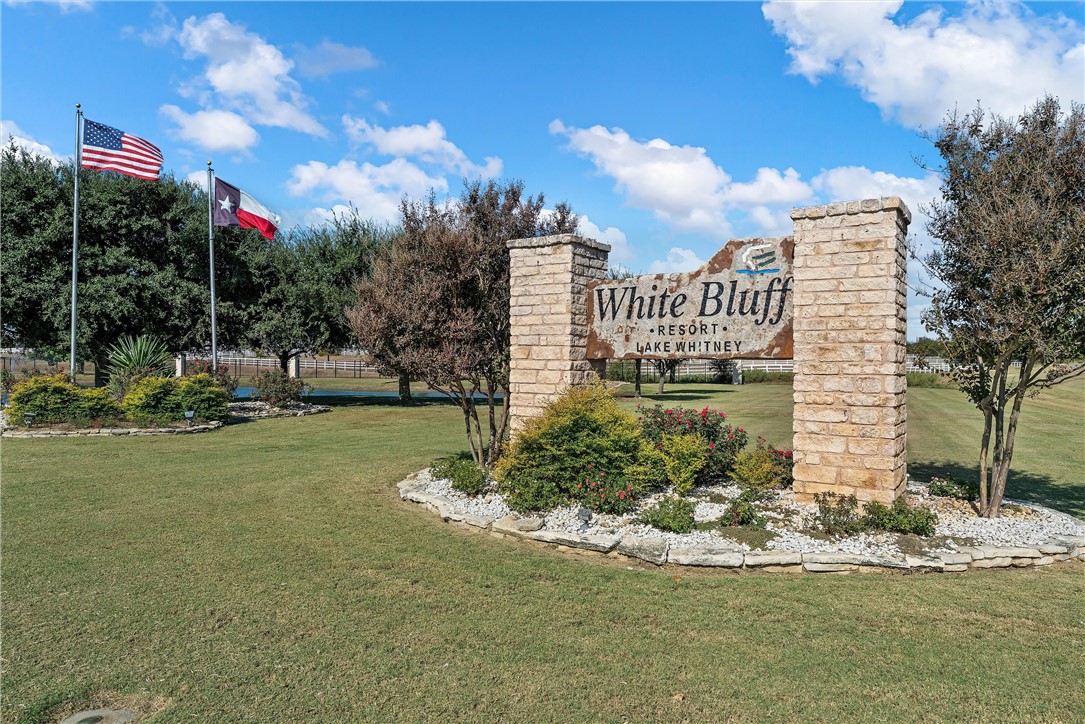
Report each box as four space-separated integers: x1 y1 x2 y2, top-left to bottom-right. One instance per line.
920 95 1085 517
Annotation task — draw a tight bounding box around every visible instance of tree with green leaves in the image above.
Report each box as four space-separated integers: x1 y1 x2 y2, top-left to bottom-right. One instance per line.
239 211 395 372
348 180 578 466
920 95 1085 518
0 142 253 379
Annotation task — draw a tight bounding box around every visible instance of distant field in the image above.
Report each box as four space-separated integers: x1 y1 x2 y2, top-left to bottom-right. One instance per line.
2 377 1082 721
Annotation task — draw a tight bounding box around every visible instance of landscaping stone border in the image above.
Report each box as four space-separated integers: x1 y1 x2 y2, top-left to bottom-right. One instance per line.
1 421 225 438
0 401 330 438
396 469 1085 574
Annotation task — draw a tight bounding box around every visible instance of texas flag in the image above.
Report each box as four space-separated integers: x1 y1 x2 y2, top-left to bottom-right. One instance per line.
213 177 281 240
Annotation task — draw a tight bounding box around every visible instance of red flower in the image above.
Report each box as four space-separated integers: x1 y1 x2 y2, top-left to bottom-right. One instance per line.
708 442 715 449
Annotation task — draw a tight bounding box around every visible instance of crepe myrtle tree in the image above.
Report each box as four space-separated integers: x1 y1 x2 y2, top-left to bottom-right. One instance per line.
347 179 579 466
919 95 1085 518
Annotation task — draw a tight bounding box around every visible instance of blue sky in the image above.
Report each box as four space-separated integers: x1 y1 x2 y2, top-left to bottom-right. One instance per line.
3 1 1083 339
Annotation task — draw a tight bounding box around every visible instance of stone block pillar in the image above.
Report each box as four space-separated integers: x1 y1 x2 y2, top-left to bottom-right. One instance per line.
175 353 187 378
790 197 910 505
287 355 301 378
506 234 610 433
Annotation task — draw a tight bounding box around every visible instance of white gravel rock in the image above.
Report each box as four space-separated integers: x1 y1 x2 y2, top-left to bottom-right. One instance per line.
416 468 1085 560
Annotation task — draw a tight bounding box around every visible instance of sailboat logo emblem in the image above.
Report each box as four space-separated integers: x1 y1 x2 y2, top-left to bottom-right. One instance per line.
737 243 779 275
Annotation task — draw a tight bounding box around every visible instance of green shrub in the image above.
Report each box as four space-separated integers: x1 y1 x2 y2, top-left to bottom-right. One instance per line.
863 499 939 536
660 433 707 493
7 374 82 423
176 374 231 422
78 387 123 421
906 372 954 388
105 334 174 399
623 441 668 491
495 384 646 513
639 496 696 533
253 369 310 408
186 360 239 395
432 455 491 496
1 369 16 393
732 437 794 489
741 370 794 384
725 489 766 527
810 493 939 537
576 464 641 514
638 404 748 479
810 493 864 536
123 376 182 425
928 474 979 501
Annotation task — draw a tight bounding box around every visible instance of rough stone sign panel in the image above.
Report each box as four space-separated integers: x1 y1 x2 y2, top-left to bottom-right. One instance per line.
586 237 794 360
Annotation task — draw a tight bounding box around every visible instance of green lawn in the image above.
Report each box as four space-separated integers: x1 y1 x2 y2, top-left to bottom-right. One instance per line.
3 381 1084 722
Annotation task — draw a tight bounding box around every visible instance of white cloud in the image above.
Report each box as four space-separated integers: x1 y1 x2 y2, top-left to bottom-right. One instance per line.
375 100 391 115
578 215 634 265
125 3 176 46
0 119 64 162
648 248 706 274
59 0 93 12
343 116 502 178
763 0 1085 128
176 13 327 137
293 40 379 77
551 119 733 238
287 158 447 224
723 167 813 206
184 169 209 193
160 105 260 152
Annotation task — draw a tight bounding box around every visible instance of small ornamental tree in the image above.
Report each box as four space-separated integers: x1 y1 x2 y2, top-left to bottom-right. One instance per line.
347 180 578 466
920 96 1085 518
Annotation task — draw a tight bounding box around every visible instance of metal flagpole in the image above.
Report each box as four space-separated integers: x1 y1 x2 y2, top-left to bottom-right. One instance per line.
207 160 219 369
69 103 82 380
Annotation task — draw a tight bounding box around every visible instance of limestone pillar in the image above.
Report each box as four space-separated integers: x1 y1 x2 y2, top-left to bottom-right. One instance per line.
287 355 301 379
790 197 910 505
506 234 610 433
175 353 187 378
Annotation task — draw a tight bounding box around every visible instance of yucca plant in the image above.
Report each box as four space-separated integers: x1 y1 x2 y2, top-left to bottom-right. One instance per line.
105 334 174 399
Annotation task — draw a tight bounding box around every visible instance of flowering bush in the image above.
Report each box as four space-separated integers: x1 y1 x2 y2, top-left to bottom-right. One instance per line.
576 464 640 514
186 360 239 395
1 369 16 393
731 437 793 490
638 404 748 479
253 369 310 408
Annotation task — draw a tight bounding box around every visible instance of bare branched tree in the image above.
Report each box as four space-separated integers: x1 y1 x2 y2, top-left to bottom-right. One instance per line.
920 95 1085 517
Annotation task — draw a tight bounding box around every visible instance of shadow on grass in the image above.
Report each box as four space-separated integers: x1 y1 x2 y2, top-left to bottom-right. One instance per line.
619 390 739 402
911 460 1085 520
312 395 461 409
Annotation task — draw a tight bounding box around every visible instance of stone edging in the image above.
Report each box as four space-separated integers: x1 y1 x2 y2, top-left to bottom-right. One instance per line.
397 470 1085 574
2 421 225 438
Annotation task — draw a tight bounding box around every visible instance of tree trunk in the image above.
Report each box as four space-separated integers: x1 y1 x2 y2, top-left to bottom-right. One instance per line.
279 352 291 374
634 359 642 398
93 358 108 388
398 374 411 403
669 362 677 383
656 362 665 394
986 357 1035 518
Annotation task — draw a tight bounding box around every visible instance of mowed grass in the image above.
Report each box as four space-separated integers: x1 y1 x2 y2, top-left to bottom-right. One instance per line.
3 382 1084 722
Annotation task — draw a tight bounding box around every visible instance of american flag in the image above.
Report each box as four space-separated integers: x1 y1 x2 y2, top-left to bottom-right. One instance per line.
81 119 163 181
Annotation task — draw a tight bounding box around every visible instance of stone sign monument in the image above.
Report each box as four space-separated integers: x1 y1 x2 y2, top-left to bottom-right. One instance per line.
507 197 910 505
585 237 794 361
